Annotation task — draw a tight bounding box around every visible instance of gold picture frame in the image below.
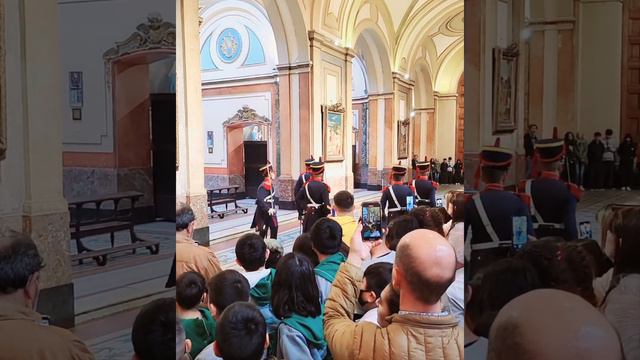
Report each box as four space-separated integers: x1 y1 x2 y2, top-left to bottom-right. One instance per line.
492 43 519 134
322 103 345 162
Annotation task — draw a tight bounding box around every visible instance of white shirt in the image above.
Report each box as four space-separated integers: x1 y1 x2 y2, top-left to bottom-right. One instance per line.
361 251 396 271
241 268 271 288
357 307 380 327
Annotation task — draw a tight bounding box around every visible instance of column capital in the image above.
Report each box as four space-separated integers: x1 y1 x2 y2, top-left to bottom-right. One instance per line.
392 72 415 88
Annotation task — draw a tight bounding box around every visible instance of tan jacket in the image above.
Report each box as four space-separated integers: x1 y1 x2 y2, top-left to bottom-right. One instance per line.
324 262 464 360
176 232 223 281
0 302 94 359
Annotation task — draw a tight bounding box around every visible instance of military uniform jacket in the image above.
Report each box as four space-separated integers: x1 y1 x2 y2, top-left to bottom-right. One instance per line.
518 172 581 240
294 172 312 197
464 185 533 251
413 177 438 206
381 183 415 215
296 178 331 211
251 179 277 228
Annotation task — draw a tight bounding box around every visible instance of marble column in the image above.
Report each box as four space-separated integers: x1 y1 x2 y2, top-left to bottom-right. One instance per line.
176 0 208 244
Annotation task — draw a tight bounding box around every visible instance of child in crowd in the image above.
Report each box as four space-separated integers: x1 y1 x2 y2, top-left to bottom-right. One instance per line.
292 233 319 267
235 233 275 304
331 190 358 247
196 270 251 359
376 285 400 328
272 253 327 359
176 272 217 359
131 298 176 360
310 218 346 303
213 302 268 360
357 262 393 326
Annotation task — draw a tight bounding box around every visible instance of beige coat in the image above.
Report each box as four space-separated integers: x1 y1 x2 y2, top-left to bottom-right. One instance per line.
324 262 464 360
0 303 94 359
176 232 223 282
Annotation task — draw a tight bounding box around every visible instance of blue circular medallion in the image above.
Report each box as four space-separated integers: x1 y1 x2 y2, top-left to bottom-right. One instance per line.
216 28 242 63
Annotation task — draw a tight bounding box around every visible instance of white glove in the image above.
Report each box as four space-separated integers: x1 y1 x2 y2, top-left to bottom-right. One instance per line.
268 208 276 216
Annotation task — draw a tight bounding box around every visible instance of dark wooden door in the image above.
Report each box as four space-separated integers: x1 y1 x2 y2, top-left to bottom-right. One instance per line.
244 141 267 198
150 94 176 221
622 1 640 141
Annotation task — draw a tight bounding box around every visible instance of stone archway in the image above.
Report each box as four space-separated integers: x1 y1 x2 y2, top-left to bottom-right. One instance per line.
456 74 464 161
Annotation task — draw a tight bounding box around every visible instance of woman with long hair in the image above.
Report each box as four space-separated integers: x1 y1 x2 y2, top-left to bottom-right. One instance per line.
271 253 326 359
617 133 636 191
600 206 640 360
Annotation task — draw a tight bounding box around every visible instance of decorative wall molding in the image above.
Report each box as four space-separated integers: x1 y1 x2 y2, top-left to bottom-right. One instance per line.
327 102 345 113
103 13 176 61
223 105 271 127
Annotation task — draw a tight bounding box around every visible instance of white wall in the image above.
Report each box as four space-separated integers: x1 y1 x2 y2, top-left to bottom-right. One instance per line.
58 0 174 152
352 57 368 99
201 92 272 166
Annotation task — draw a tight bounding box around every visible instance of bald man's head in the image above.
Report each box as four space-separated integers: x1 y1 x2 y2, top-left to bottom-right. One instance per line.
488 289 622 360
393 229 456 305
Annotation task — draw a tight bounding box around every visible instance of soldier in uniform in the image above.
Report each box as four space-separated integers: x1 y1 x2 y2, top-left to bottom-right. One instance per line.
413 156 439 207
518 129 581 240
294 155 315 220
250 162 278 240
381 163 415 223
465 139 534 277
296 158 331 232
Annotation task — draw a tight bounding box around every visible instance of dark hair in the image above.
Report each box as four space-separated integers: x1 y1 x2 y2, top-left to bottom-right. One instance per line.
396 234 455 305
207 270 250 314
363 262 393 298
465 259 541 337
610 207 640 275
333 190 354 211
391 173 404 182
445 191 465 224
605 128 613 136
0 230 45 294
624 133 633 141
594 131 602 137
385 215 420 251
514 238 564 288
385 285 400 314
310 218 343 255
235 233 267 272
176 271 207 310
558 242 597 306
481 166 507 183
576 239 613 278
271 253 321 319
292 233 319 267
564 131 575 143
409 207 445 237
131 298 176 360
216 302 266 360
528 124 537 130
176 204 196 231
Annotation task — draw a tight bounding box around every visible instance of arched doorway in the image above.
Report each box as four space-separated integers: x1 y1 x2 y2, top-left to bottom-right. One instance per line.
222 106 272 198
456 74 464 161
104 14 176 221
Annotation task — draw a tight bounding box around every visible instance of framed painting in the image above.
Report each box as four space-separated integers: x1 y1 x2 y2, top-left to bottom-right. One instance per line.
322 103 345 162
397 119 410 159
492 43 519 134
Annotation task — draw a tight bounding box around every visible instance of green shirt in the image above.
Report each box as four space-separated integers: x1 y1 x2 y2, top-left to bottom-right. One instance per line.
181 307 216 358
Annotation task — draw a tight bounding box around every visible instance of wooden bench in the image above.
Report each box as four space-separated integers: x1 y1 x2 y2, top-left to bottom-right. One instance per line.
68 192 160 266
207 185 248 219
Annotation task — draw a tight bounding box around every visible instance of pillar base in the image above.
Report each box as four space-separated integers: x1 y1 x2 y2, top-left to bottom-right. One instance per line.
276 177 296 210
366 168 383 191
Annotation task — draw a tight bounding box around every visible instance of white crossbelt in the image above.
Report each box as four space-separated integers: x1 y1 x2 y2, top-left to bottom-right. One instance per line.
467 194 512 251
304 183 320 208
524 180 565 229
388 186 404 212
412 180 423 200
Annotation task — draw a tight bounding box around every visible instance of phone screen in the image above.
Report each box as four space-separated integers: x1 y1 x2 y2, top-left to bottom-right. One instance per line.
361 203 382 240
579 221 592 239
512 216 528 249
436 198 443 207
406 196 414 211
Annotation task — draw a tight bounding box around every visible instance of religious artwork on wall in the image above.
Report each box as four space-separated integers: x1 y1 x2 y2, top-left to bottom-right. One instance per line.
492 43 519 134
0 0 5 161
322 103 345 162
243 125 265 141
397 118 410 159
216 28 242 63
